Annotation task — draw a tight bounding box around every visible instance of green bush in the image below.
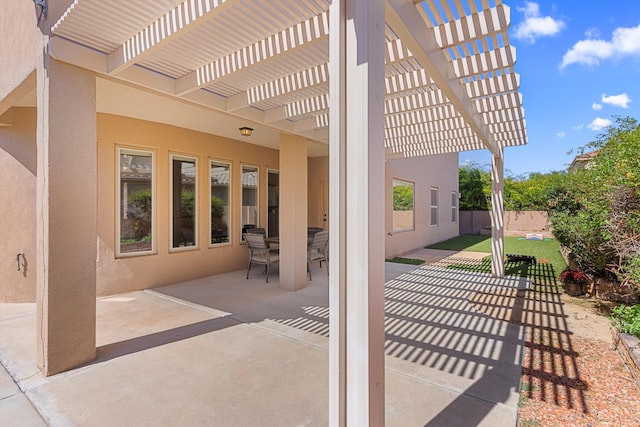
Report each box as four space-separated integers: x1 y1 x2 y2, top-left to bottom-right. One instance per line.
393 185 414 211
547 116 640 290
211 196 224 218
610 304 640 339
127 189 152 240
180 190 195 218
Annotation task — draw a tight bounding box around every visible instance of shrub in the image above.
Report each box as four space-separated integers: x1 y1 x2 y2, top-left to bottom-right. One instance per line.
211 196 225 218
559 268 589 285
548 116 639 291
610 304 640 339
127 189 152 240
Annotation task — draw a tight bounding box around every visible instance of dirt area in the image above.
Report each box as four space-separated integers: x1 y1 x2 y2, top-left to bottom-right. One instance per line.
410 249 640 426
515 287 640 426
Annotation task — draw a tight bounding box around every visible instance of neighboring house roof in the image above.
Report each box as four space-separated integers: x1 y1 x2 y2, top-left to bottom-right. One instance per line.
568 150 599 171
50 0 527 159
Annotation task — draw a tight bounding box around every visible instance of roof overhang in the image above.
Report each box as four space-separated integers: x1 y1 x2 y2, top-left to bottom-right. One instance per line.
49 0 527 158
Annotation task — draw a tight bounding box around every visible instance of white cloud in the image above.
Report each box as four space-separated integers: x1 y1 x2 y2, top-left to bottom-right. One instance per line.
585 28 601 39
601 93 631 108
587 117 612 131
561 24 640 68
556 131 566 139
592 103 603 110
513 2 565 43
572 124 584 130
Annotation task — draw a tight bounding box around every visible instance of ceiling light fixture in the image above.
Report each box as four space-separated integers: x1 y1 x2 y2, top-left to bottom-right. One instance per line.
239 126 253 137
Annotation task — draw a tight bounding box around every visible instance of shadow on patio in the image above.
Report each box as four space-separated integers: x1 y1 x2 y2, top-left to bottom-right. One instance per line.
95 260 533 426
2 257 586 426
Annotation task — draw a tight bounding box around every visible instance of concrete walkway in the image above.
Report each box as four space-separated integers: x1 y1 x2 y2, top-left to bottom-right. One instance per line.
1 251 529 426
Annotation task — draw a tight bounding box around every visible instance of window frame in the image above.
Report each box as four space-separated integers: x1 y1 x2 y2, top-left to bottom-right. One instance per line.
116 146 156 258
169 153 199 252
266 168 279 238
240 164 260 239
451 191 458 223
392 178 415 233
209 159 232 247
430 186 439 227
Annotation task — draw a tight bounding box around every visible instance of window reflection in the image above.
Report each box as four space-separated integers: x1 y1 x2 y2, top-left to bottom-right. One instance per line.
210 161 230 244
392 179 415 232
171 156 197 248
118 149 154 255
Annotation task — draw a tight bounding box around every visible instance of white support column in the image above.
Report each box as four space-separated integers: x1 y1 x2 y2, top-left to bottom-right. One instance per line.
36 58 97 375
329 0 386 426
490 147 505 277
279 133 308 291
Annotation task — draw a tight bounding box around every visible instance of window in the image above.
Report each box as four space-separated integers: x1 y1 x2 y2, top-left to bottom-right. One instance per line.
171 154 197 249
430 187 439 226
241 165 259 236
392 179 414 232
451 192 458 223
267 169 279 238
210 160 230 245
117 147 155 256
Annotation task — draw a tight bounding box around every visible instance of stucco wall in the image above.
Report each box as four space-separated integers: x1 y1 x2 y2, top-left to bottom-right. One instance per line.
308 156 329 229
385 153 460 258
0 1 77 114
96 114 282 295
0 107 37 302
460 210 551 237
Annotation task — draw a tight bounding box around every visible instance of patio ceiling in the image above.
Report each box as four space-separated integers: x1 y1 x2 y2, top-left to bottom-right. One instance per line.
50 0 527 157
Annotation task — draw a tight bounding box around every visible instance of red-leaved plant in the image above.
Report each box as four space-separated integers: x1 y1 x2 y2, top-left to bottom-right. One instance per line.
559 268 590 285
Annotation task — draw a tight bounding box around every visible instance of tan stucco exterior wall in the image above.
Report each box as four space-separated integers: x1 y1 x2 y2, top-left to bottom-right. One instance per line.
0 109 460 301
0 1 76 115
385 153 460 257
308 156 329 229
0 107 37 302
96 114 280 296
0 2 41 114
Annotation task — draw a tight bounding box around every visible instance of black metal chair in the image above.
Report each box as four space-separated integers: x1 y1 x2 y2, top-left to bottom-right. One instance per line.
243 233 279 283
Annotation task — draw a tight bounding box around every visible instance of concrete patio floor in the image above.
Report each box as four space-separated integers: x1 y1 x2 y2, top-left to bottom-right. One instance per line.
1 250 530 426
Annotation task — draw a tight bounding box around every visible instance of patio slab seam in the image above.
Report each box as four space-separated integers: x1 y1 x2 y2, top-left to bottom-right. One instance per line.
145 287 330 352
143 289 231 317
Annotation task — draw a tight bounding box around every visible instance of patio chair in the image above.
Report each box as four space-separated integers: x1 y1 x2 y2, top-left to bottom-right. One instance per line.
307 227 324 240
244 232 279 283
245 227 265 236
307 230 329 281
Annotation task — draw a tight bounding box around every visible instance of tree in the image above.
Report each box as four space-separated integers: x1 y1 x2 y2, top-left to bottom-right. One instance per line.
459 164 566 211
127 189 152 240
393 184 414 211
547 116 639 294
504 171 567 211
459 163 490 210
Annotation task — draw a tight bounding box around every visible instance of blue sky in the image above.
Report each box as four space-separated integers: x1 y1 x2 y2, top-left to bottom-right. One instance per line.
459 0 640 176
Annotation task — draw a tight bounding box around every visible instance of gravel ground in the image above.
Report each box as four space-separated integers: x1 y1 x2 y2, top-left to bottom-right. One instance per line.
516 284 640 426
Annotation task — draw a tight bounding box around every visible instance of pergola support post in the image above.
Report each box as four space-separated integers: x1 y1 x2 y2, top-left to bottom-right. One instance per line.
279 133 308 290
490 147 505 277
36 58 97 375
328 0 386 426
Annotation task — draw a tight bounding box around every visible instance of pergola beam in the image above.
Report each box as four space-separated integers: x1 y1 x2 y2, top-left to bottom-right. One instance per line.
107 0 233 75
176 12 329 96
226 64 329 112
386 0 500 156
432 4 510 48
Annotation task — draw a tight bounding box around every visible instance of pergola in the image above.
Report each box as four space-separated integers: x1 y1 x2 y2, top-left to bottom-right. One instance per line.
45 0 526 424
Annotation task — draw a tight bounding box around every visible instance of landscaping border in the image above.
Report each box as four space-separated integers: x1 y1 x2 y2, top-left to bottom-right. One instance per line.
611 327 640 384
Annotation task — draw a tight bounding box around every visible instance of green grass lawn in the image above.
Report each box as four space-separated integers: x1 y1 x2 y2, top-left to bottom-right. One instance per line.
427 235 567 282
